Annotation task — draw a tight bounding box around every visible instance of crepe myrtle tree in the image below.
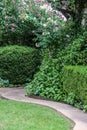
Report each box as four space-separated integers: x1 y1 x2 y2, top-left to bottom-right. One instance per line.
1 0 74 56
17 0 67 56
0 0 39 46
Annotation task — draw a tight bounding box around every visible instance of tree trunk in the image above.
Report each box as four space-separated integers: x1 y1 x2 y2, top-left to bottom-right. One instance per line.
82 3 87 25
75 0 87 25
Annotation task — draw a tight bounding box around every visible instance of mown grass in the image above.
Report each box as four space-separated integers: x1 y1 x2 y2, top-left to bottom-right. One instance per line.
0 99 73 130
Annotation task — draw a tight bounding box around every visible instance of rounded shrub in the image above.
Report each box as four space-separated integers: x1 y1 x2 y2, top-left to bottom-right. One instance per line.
0 45 41 84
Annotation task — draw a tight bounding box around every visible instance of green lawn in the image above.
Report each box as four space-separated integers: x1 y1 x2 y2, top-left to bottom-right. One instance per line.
0 99 73 130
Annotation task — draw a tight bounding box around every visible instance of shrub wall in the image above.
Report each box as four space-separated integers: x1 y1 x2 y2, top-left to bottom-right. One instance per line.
63 66 87 106
0 45 41 84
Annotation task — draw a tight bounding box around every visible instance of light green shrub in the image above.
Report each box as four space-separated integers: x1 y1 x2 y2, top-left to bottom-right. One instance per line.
63 66 87 110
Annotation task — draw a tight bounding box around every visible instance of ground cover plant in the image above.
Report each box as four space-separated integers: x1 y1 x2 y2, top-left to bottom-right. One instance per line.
0 78 9 88
0 99 73 130
26 56 64 101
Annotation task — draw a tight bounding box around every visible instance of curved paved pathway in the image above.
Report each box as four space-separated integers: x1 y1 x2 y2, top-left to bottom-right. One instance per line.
0 88 87 130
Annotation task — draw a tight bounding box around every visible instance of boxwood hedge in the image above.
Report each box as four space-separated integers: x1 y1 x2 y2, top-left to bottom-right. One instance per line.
0 45 41 84
63 66 87 108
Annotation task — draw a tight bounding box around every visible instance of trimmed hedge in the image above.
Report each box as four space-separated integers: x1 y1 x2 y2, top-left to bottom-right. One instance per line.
0 45 41 84
63 66 87 107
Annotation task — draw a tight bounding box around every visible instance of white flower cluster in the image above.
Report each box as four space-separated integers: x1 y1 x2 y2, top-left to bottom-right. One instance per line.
18 0 67 34
39 2 67 34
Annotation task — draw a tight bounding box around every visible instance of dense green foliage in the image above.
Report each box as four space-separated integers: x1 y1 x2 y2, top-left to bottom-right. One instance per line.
63 66 87 111
0 19 37 47
26 61 87 111
59 30 87 65
39 20 77 51
0 45 41 84
26 57 64 101
26 23 87 111
0 0 37 46
0 0 87 112
0 0 64 47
